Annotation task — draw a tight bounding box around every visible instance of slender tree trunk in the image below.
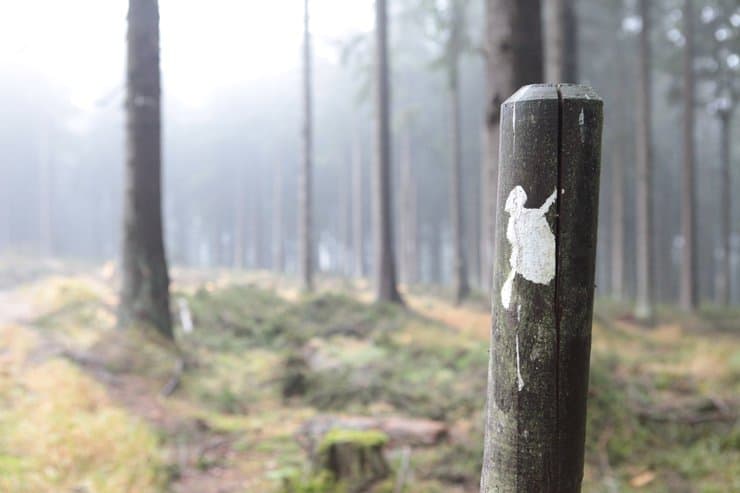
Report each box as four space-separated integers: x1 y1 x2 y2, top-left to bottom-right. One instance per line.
611 146 625 300
399 124 413 285
300 0 314 290
449 12 469 303
38 125 53 257
340 154 353 276
681 0 698 311
483 0 543 293
717 111 732 305
373 0 403 304
430 222 441 284
352 127 366 278
634 0 653 320
273 160 285 273
409 178 419 284
119 0 172 338
480 129 491 290
234 164 246 269
543 0 578 83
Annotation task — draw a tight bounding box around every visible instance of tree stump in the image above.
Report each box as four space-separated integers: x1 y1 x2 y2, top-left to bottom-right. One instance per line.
315 429 390 492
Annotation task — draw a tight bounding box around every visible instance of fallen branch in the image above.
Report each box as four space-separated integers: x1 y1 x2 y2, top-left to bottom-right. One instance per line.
161 357 185 397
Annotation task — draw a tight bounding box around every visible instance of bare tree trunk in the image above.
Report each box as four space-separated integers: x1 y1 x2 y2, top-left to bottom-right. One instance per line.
399 124 413 285
543 0 578 83
340 154 352 276
373 0 403 304
483 0 543 294
233 164 245 269
449 6 469 303
611 146 625 300
717 111 732 305
409 179 419 284
681 0 698 311
38 125 53 257
273 160 284 273
430 223 441 284
480 129 491 290
352 127 366 278
120 0 172 338
634 0 653 320
300 0 314 291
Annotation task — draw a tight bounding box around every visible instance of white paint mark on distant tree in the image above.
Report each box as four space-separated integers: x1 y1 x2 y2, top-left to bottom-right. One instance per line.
177 298 194 334
501 186 557 309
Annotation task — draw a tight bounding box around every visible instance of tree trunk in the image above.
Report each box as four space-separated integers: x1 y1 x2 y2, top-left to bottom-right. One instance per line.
480 128 492 290
300 0 314 291
352 127 366 278
373 0 403 304
483 0 543 294
399 124 415 285
38 125 53 257
233 164 246 269
273 160 285 273
543 0 578 83
449 2 469 304
340 153 353 277
120 0 172 339
681 0 698 311
717 111 732 305
634 0 653 321
611 146 625 300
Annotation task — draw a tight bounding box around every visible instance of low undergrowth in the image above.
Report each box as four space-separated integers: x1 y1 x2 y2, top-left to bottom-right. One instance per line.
2 273 737 492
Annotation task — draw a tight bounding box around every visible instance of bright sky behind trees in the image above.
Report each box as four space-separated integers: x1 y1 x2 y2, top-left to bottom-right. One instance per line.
0 0 374 110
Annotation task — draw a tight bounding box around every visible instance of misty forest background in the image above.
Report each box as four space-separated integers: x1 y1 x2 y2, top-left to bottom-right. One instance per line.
0 0 739 492
3 0 739 309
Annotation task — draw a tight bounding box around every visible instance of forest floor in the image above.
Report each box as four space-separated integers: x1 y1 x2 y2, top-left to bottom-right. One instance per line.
0 258 738 493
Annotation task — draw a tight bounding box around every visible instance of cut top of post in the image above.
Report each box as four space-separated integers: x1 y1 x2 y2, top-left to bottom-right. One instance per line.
505 83 601 104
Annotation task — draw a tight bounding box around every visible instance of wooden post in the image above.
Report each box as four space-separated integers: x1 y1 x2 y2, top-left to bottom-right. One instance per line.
481 84 602 493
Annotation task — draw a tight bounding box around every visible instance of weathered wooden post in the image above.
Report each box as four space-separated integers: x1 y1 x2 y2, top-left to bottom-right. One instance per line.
480 84 602 492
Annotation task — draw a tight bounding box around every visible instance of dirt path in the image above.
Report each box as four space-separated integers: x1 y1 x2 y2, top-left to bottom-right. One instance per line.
0 279 250 493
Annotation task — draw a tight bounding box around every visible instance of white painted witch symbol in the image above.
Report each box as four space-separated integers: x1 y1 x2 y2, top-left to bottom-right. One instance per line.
500 186 557 309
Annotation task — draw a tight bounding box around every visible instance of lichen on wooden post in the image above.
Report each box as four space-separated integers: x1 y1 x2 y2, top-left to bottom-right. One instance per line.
480 84 603 493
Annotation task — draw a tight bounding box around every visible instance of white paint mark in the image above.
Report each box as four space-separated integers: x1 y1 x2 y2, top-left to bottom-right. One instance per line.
178 298 194 334
515 333 525 391
579 108 586 143
516 304 521 323
500 186 557 309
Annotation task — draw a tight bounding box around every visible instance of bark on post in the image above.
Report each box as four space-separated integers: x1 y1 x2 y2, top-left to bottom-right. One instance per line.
481 84 602 493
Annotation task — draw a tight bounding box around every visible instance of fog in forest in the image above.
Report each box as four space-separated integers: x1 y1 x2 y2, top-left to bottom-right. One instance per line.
0 0 738 492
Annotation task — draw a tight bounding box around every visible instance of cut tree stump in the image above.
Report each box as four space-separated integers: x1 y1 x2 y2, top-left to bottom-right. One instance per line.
315 429 390 492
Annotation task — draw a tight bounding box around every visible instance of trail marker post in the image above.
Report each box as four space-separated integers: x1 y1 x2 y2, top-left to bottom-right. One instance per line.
480 84 603 492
